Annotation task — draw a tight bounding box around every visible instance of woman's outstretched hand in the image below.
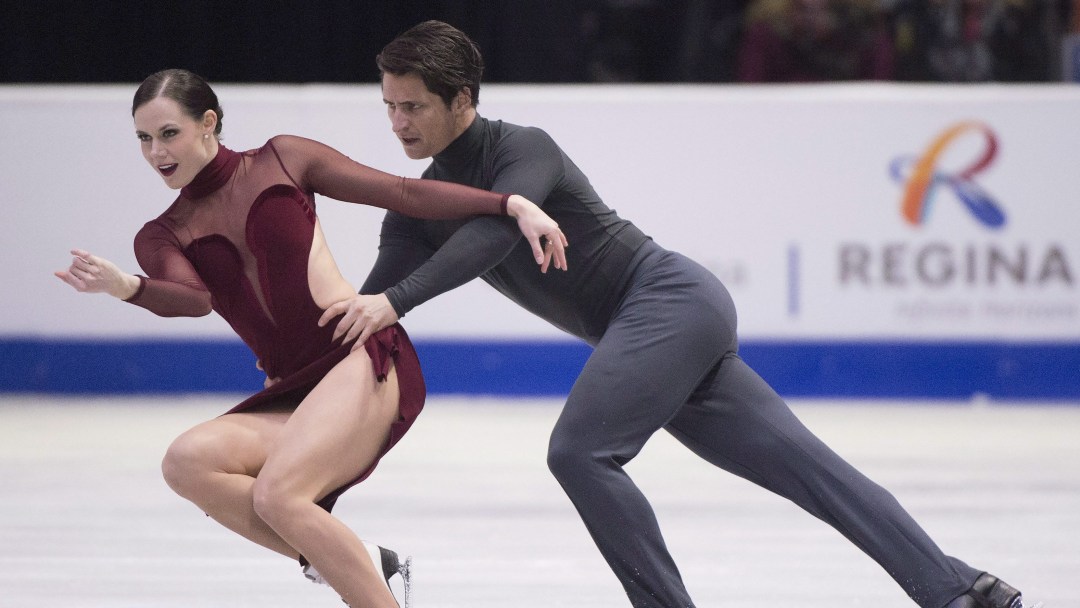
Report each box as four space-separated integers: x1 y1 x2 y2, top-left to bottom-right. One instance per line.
54 248 140 299
505 195 568 273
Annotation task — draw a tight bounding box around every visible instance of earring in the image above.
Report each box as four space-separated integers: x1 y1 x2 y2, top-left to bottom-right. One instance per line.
203 134 209 139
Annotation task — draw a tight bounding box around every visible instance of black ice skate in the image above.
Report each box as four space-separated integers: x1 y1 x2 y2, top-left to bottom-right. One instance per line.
944 573 1042 608
302 540 412 607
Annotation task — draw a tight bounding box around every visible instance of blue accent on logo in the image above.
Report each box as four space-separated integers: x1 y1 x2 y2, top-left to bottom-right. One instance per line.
890 156 1006 229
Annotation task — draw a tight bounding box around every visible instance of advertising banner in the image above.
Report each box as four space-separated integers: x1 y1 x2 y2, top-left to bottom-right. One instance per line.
3 84 1077 397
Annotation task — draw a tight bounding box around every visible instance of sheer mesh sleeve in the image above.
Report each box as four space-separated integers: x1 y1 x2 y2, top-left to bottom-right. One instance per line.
266 135 509 219
127 220 213 317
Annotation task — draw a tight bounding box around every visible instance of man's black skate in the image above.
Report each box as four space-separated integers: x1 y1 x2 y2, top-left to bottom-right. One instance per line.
302 541 412 607
944 573 1041 608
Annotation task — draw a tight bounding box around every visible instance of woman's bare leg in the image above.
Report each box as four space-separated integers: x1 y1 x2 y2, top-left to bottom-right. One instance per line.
161 406 299 557
160 348 402 605
252 348 401 608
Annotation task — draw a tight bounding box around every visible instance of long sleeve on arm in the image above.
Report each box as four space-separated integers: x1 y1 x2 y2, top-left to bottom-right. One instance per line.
363 116 650 340
378 126 566 316
485 127 565 209
381 214 521 317
359 213 437 296
128 221 213 317
267 135 510 220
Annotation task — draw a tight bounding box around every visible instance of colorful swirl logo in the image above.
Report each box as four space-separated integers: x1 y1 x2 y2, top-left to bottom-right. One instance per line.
890 121 1006 229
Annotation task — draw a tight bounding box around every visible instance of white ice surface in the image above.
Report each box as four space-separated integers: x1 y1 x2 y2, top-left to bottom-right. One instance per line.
1 396 1077 607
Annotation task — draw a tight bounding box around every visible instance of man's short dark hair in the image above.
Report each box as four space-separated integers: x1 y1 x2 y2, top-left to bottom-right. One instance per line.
376 20 484 108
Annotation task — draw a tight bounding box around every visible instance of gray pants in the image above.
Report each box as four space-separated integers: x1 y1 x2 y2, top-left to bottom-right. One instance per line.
546 247 981 608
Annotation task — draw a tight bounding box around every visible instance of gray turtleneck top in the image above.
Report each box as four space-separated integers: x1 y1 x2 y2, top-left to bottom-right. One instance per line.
361 115 652 342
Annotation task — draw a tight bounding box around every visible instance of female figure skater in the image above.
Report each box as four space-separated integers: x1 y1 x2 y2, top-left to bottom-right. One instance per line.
54 68 567 608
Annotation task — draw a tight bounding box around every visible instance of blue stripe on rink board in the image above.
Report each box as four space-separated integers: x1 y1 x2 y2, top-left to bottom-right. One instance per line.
1 337 1078 400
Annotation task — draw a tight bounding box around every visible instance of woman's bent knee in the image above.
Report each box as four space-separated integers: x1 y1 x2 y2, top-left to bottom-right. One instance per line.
161 432 205 496
250 475 307 531
161 426 236 499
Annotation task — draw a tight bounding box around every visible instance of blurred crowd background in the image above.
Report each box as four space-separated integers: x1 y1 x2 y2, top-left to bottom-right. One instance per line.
3 0 1080 84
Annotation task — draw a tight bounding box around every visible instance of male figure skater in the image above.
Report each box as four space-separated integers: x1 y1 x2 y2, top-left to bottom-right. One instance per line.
322 20 1034 608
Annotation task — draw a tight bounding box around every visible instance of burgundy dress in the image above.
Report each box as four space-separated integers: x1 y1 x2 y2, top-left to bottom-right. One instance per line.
125 135 509 508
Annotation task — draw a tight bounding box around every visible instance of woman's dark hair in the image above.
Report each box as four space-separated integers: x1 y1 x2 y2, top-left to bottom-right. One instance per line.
376 20 484 108
132 69 224 135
